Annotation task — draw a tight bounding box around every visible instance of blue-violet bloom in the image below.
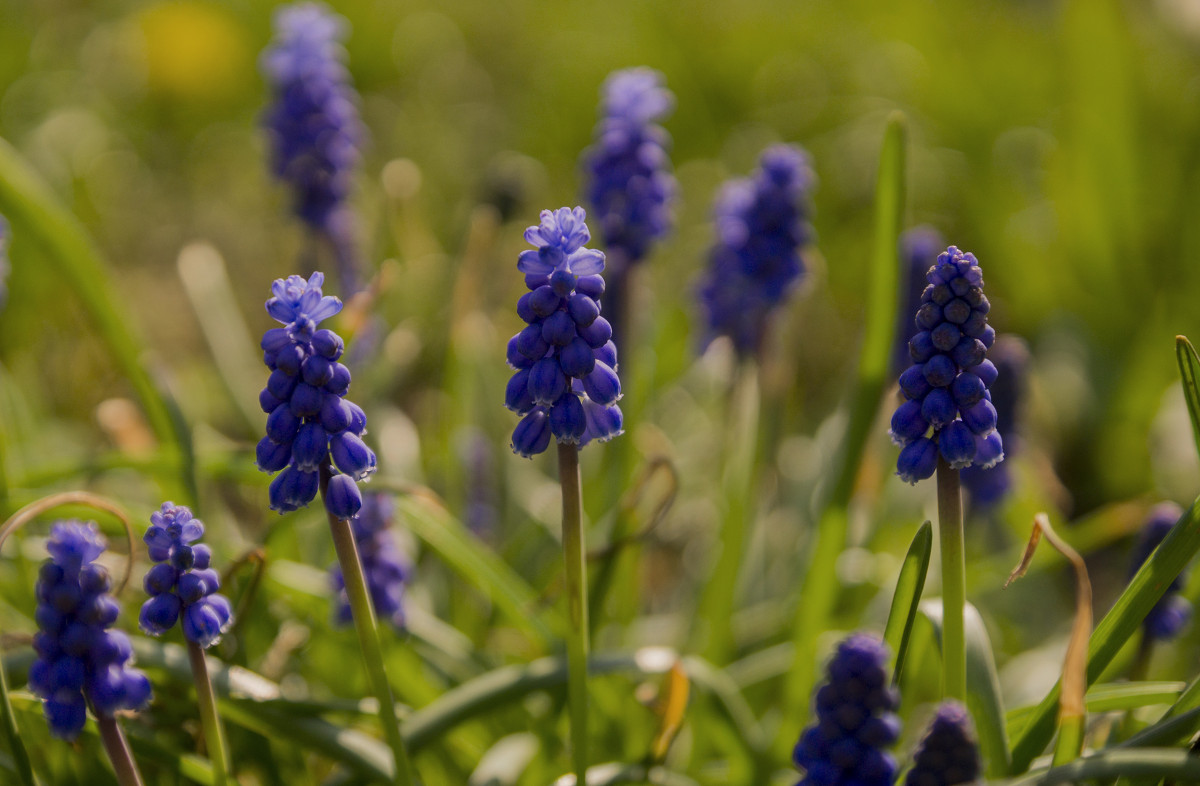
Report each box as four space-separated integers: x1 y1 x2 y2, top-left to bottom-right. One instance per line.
890 246 1002 483
331 493 410 629
261 2 363 290
698 144 815 357
793 633 900 786
506 207 624 457
139 502 233 649
960 335 1028 508
905 701 982 786
29 522 152 740
256 272 377 518
894 227 945 377
583 67 675 268
1130 502 1191 640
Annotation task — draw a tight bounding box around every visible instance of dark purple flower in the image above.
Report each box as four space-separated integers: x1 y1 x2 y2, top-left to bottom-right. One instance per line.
1130 502 1192 640
698 144 815 357
330 493 410 629
891 246 1002 483
257 272 376 517
138 503 232 649
960 336 1028 508
793 633 900 786
30 522 151 740
905 701 981 786
506 207 623 456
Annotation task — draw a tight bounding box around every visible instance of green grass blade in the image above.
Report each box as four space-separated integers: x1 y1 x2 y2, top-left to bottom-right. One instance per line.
1009 495 1200 772
389 488 558 644
1005 748 1200 785
920 600 1011 777
1175 335 1200 465
1118 706 1200 750
0 137 195 505
783 112 907 747
883 521 932 682
1007 681 1185 737
0 651 35 786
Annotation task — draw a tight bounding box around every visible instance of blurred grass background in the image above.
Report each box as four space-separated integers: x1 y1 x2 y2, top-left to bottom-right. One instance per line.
3 0 1200 782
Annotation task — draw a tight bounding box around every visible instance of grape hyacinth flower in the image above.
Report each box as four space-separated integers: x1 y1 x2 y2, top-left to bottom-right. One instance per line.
262 2 363 292
960 336 1029 509
698 144 815 357
256 272 376 519
1130 502 1192 641
29 522 151 741
793 633 900 786
505 206 624 457
582 67 675 346
905 701 982 786
331 493 410 630
139 503 233 649
894 227 945 378
890 246 1003 484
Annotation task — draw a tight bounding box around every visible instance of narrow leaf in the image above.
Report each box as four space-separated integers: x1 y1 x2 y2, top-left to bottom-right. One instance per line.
1008 682 1185 736
1010 495 1200 772
920 600 1011 777
1175 335 1200 466
1006 748 1200 785
883 521 932 682
784 112 908 746
649 662 690 762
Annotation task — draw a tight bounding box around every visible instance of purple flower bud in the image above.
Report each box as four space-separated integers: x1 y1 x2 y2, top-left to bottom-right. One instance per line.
325 472 363 519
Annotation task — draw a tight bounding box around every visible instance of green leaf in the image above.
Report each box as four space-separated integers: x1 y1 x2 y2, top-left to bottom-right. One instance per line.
561 762 703 786
389 487 558 644
883 521 932 682
1007 681 1185 737
919 600 1011 777
783 112 908 749
1003 748 1200 785
0 137 196 505
1119 705 1200 750
1176 336 1200 467
404 648 766 759
1009 494 1200 772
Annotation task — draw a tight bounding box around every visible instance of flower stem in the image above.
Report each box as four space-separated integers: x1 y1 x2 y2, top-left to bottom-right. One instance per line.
320 466 416 786
186 641 232 786
0 633 36 786
95 712 144 786
936 455 967 703
558 442 589 784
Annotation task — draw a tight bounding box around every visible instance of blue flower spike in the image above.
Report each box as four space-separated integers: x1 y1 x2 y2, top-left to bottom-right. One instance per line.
793 633 901 786
262 2 363 290
331 493 411 630
507 207 624 456
1130 502 1192 641
891 246 1003 483
905 701 982 786
29 522 152 741
960 336 1028 509
699 144 815 356
138 502 233 649
257 272 377 517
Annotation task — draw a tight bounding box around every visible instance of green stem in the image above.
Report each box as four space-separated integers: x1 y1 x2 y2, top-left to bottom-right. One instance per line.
558 443 589 785
936 456 966 703
0 630 36 786
321 466 416 786
186 641 232 786
697 361 760 664
95 712 145 786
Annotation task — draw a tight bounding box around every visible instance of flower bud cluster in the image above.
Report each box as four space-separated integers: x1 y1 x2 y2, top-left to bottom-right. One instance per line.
699 144 815 356
261 2 361 239
29 522 151 740
256 272 376 518
505 207 623 457
960 336 1028 507
331 493 410 629
793 633 900 786
583 67 675 265
905 701 982 786
1130 502 1192 641
138 503 233 649
890 246 1003 483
